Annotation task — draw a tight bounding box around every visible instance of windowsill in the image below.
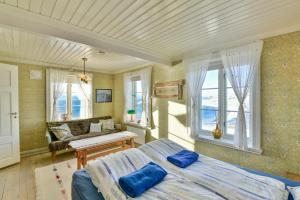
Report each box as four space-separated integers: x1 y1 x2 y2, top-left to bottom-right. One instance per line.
197 134 263 155
125 122 148 129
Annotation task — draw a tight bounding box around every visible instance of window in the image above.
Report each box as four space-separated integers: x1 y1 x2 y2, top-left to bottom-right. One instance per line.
55 81 92 121
56 83 67 120
123 67 152 127
131 77 143 123
201 70 219 132
47 69 92 122
199 67 259 150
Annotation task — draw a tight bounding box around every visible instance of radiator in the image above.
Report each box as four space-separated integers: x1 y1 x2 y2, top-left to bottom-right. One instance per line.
126 125 146 145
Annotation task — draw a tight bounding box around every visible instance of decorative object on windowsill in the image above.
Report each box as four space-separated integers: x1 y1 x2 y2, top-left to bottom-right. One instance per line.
96 89 112 103
212 123 222 139
61 114 68 121
79 57 91 84
153 79 184 100
127 109 136 122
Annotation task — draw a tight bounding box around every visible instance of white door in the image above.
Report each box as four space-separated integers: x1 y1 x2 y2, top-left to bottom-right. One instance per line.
0 63 20 168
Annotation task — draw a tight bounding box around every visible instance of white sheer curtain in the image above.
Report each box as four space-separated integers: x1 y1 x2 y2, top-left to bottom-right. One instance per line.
46 68 68 121
123 72 133 122
184 54 211 139
140 67 152 126
76 73 93 119
221 41 263 150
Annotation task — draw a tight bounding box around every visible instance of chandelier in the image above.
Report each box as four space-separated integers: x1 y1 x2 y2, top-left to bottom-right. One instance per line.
79 57 89 84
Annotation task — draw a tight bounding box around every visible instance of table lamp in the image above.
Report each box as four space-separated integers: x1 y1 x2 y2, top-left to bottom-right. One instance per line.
127 109 136 122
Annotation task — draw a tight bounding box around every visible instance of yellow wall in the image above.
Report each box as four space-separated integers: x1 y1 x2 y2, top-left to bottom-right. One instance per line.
19 64 47 151
113 31 300 177
113 73 124 124
1 62 115 152
93 72 114 117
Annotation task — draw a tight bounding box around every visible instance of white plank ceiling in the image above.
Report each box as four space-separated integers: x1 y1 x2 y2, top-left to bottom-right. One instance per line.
0 0 300 69
0 25 148 73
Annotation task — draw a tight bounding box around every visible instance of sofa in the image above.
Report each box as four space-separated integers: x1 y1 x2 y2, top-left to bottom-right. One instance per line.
46 116 121 161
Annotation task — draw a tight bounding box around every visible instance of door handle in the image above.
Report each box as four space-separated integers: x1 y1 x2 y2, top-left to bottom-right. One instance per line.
10 112 17 118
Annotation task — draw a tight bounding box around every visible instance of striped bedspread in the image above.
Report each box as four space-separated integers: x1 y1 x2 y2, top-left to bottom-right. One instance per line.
139 139 289 200
86 148 230 200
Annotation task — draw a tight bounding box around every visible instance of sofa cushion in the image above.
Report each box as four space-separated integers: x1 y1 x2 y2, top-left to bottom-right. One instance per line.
90 122 102 133
68 120 89 136
48 129 121 152
100 119 115 130
49 123 73 140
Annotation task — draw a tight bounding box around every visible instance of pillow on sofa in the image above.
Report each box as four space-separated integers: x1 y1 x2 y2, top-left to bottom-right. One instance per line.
100 119 114 130
49 123 73 140
90 122 102 133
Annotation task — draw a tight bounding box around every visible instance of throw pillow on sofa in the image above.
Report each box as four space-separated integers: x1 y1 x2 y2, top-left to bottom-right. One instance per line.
49 123 73 140
90 122 102 133
100 119 115 130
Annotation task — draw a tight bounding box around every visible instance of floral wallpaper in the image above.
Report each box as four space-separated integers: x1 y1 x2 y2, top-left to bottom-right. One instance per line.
259 31 300 175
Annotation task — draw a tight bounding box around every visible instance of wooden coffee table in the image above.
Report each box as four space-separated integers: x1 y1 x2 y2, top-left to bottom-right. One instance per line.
69 131 137 169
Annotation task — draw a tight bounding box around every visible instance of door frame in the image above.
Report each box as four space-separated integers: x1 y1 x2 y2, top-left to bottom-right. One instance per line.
0 63 20 168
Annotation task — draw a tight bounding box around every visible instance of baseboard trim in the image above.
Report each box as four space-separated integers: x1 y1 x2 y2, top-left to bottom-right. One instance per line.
21 147 49 157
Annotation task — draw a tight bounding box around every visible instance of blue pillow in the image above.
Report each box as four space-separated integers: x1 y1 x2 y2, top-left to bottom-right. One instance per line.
119 162 167 197
167 150 199 168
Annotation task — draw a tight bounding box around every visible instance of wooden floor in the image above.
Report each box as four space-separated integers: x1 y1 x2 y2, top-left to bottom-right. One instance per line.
0 152 74 200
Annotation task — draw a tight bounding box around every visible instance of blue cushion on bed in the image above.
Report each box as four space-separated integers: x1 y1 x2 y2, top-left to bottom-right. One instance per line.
119 162 167 197
72 170 105 200
167 150 199 168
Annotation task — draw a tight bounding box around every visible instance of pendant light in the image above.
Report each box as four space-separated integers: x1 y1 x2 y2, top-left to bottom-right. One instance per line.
79 57 88 84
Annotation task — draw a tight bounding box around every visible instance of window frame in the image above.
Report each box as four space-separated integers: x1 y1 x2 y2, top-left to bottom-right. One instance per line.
198 65 261 152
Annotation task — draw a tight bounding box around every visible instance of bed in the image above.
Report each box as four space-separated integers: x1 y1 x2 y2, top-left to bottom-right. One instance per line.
72 139 300 200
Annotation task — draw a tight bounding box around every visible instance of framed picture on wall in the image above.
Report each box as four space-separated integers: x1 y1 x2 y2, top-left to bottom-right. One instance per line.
96 89 112 103
153 79 184 100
